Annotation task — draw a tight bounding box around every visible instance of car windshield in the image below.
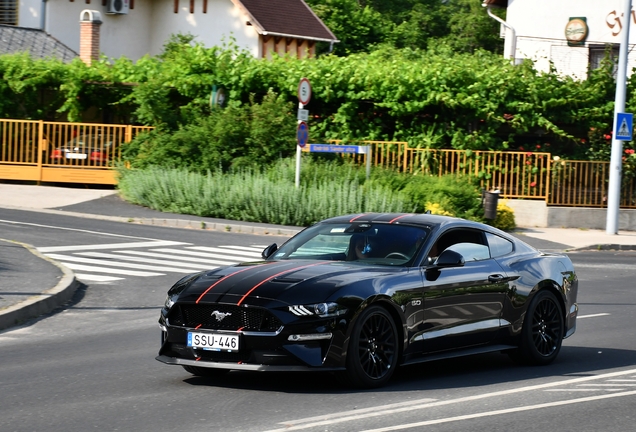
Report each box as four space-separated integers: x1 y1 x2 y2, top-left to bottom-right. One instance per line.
271 222 429 266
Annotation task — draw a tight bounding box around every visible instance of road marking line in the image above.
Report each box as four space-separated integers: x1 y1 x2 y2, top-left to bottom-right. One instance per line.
219 245 269 253
120 250 240 266
38 240 188 253
578 313 610 319
62 263 164 277
266 368 636 432
187 246 263 258
45 253 200 273
75 252 214 270
74 274 124 282
274 398 438 427
361 390 636 432
151 248 250 263
545 389 618 392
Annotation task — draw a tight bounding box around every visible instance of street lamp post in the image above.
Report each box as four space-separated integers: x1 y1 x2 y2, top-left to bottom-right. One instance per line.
606 0 633 234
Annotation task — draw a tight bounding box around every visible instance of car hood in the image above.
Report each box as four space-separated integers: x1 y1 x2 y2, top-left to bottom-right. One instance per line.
173 260 407 307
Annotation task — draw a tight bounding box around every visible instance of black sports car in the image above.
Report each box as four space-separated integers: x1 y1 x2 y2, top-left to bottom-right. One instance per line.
156 213 578 388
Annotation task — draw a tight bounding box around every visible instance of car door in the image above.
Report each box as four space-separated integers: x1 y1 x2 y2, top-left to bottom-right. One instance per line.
416 228 511 354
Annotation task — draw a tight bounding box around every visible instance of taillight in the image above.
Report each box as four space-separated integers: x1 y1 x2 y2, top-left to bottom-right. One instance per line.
51 149 62 159
90 151 106 162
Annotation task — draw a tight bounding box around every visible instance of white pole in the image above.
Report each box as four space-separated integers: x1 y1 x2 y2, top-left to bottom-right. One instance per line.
295 102 303 188
606 0 633 234
295 145 301 188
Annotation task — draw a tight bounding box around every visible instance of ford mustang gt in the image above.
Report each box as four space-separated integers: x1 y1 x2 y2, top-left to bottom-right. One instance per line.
156 213 578 388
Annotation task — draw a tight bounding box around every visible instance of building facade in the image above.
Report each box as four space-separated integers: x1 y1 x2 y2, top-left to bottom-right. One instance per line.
4 0 336 61
486 0 636 79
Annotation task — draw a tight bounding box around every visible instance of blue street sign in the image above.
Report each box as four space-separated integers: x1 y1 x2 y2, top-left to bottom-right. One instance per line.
615 112 633 141
297 121 308 147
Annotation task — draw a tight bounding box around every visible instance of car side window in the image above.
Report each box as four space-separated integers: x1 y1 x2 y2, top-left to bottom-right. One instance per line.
485 232 514 257
429 228 491 262
446 242 491 261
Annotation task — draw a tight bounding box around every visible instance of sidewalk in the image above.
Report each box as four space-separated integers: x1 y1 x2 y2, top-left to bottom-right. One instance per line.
1 183 636 331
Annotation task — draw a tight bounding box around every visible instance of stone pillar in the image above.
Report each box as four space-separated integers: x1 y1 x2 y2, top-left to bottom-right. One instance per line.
79 10 103 66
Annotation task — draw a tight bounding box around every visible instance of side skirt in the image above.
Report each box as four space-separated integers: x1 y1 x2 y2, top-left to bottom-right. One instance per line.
401 344 517 367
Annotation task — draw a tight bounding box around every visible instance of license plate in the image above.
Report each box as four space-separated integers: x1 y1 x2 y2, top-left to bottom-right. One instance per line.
66 153 87 159
187 332 239 352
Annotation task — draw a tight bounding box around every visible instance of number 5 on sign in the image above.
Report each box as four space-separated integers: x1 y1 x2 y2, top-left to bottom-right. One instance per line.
298 78 311 106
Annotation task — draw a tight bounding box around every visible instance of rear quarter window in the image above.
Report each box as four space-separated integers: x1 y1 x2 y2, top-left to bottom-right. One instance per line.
486 232 514 257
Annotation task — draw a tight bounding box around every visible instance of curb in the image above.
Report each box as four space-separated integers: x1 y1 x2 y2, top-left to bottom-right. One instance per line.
0 205 303 237
573 244 636 251
0 240 80 331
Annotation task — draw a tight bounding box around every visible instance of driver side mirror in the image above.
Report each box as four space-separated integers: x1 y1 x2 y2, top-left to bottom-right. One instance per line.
262 243 278 259
431 249 465 268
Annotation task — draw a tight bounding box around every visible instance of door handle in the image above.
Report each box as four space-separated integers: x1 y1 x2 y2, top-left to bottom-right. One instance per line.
488 274 505 283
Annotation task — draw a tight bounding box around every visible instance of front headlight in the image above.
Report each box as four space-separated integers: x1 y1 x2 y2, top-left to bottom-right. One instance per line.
164 294 178 310
289 302 347 318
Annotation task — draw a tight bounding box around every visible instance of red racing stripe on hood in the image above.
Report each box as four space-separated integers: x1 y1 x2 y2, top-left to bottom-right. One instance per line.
236 261 329 306
195 263 273 304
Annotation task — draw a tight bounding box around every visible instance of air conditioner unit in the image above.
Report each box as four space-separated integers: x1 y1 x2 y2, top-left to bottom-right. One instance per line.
107 0 129 15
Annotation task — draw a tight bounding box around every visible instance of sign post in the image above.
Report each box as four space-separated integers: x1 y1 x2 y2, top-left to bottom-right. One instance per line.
606 0 633 234
295 78 312 188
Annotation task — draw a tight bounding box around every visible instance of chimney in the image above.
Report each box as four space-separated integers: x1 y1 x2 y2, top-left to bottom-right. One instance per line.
79 10 103 66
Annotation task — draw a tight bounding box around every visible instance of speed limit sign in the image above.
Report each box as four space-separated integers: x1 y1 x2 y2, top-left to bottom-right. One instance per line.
298 77 311 105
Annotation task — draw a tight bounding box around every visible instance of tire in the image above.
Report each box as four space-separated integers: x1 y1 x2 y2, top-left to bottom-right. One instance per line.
182 365 229 378
344 305 399 388
510 290 564 365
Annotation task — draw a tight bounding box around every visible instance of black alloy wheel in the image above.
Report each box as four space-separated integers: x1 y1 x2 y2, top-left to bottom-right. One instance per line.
345 305 399 388
510 290 564 365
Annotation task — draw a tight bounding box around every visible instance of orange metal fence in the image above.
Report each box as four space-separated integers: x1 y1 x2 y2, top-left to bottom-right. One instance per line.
0 119 153 185
2 122 636 208
550 159 636 208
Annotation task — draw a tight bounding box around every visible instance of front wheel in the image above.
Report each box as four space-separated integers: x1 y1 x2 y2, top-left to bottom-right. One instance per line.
344 305 399 388
510 290 564 365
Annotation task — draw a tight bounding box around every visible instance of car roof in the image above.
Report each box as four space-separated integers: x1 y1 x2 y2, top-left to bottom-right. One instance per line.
320 213 515 240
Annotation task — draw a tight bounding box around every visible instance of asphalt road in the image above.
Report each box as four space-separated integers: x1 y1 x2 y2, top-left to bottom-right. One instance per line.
1 208 635 432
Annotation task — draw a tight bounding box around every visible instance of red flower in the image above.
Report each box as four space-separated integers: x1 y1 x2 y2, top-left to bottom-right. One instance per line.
581 139 587 143
536 144 541 149
530 182 537 187
625 149 635 154
525 160 532 165
605 134 612 140
518 146 525 151
526 152 533 157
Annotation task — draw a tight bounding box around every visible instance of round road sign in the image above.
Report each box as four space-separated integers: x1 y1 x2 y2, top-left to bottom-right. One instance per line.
297 121 309 147
298 78 312 105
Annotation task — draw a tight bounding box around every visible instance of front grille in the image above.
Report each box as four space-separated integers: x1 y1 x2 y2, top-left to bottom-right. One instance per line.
168 304 283 332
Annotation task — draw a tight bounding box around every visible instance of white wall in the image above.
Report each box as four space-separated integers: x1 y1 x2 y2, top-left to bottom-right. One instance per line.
506 0 636 78
18 0 260 61
147 0 259 58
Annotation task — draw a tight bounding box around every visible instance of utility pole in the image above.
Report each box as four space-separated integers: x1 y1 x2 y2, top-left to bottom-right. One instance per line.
606 0 633 234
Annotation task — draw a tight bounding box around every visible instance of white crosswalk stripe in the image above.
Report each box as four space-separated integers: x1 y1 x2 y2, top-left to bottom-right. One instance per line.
38 242 265 283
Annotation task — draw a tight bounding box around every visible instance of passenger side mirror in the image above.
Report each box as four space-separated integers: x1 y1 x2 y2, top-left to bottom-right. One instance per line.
262 243 278 259
433 249 465 268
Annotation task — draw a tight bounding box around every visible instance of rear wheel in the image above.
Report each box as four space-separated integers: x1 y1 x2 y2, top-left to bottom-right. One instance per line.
510 290 564 365
182 365 229 378
344 305 399 388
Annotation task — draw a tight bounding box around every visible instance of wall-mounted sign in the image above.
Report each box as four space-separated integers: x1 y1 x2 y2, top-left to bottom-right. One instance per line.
565 17 588 46
210 85 226 108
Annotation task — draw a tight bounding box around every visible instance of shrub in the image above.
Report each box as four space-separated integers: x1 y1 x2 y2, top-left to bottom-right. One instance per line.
488 201 516 231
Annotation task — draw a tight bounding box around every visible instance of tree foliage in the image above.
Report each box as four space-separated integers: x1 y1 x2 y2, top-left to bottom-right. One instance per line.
0 33 629 163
